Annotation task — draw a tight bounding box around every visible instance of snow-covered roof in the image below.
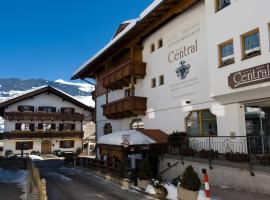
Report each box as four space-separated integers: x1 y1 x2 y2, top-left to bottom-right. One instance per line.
72 0 165 79
0 85 93 113
97 130 156 146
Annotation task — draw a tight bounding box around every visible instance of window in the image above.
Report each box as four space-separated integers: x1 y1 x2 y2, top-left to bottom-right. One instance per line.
124 89 131 97
158 39 163 49
38 106 57 113
38 123 56 131
216 0 231 12
104 123 112 135
242 28 261 59
150 43 155 53
61 107 74 114
59 123 75 131
130 118 144 130
16 141 33 150
186 109 217 136
219 39 234 67
151 78 156 88
15 123 35 131
159 75 164 86
60 140 74 148
18 106 34 112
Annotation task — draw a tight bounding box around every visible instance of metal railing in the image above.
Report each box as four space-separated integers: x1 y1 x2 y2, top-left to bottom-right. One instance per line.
166 135 270 175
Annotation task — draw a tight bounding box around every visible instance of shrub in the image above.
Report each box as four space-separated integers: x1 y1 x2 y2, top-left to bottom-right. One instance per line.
180 165 201 191
225 151 249 163
138 159 153 180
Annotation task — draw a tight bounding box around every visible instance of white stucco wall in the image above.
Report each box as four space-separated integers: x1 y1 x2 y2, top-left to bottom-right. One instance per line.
3 138 82 155
4 92 91 132
206 0 270 101
95 0 270 139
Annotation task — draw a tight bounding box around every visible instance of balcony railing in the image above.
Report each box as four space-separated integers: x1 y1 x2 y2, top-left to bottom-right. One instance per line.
4 112 84 121
3 131 83 139
102 96 147 119
165 135 270 174
103 59 146 90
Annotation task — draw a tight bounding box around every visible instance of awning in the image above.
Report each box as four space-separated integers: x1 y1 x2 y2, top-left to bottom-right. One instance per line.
97 129 168 146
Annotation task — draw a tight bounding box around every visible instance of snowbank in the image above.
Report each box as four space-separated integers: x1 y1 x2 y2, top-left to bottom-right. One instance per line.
28 155 43 160
0 168 27 184
145 184 156 195
164 183 177 200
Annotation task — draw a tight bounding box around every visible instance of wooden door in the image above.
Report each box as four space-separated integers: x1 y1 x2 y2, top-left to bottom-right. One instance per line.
41 140 52 154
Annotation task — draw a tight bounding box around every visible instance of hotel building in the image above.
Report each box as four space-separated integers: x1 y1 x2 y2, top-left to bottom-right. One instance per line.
72 0 270 194
0 86 93 155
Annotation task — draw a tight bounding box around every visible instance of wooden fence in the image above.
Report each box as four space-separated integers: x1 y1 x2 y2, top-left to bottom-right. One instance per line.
28 160 48 200
76 157 127 178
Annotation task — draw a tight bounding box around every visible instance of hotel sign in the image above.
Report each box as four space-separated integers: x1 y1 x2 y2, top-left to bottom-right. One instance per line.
228 63 270 89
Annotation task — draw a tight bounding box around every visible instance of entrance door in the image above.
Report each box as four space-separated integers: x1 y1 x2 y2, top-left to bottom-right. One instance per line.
245 103 270 154
41 140 52 154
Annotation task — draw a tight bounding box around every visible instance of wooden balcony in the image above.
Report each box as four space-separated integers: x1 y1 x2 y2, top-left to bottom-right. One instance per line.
3 131 83 139
102 96 147 119
103 59 146 90
4 112 84 121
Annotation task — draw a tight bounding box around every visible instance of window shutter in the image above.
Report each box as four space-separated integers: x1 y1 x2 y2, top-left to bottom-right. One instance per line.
15 123 21 131
59 124 63 131
51 124 56 130
30 124 35 131
18 106 22 112
38 123 43 130
29 142 33 149
71 108 75 114
71 124 75 130
60 141 63 148
16 142 21 150
71 140 74 148
30 106 34 112
52 107 56 113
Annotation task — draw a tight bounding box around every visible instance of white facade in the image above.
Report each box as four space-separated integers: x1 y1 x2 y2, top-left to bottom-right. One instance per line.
1 88 93 155
92 0 270 140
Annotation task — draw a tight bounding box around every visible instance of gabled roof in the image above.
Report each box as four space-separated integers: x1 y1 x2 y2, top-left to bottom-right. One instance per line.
0 86 94 116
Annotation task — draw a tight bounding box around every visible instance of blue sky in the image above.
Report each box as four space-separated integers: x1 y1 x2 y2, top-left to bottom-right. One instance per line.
0 0 153 82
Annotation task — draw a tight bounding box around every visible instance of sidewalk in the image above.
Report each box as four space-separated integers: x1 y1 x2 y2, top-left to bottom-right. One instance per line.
211 186 270 200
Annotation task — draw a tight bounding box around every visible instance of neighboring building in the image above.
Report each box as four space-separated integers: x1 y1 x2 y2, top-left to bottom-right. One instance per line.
72 0 270 194
0 86 94 155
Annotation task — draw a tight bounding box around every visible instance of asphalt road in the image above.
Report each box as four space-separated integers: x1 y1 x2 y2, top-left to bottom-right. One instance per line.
38 163 154 200
0 183 24 200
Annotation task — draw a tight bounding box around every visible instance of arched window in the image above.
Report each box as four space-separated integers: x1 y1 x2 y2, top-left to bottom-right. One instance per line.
186 109 217 136
103 123 112 135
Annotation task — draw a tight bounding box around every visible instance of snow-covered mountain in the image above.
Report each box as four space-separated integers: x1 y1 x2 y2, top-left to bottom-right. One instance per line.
0 78 95 133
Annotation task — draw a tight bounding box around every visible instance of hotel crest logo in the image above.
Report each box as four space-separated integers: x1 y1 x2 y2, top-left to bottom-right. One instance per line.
176 61 190 80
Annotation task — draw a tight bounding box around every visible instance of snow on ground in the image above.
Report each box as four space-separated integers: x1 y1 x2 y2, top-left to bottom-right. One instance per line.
0 168 27 199
28 155 43 160
55 79 94 93
145 184 156 195
0 168 27 184
164 183 177 200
